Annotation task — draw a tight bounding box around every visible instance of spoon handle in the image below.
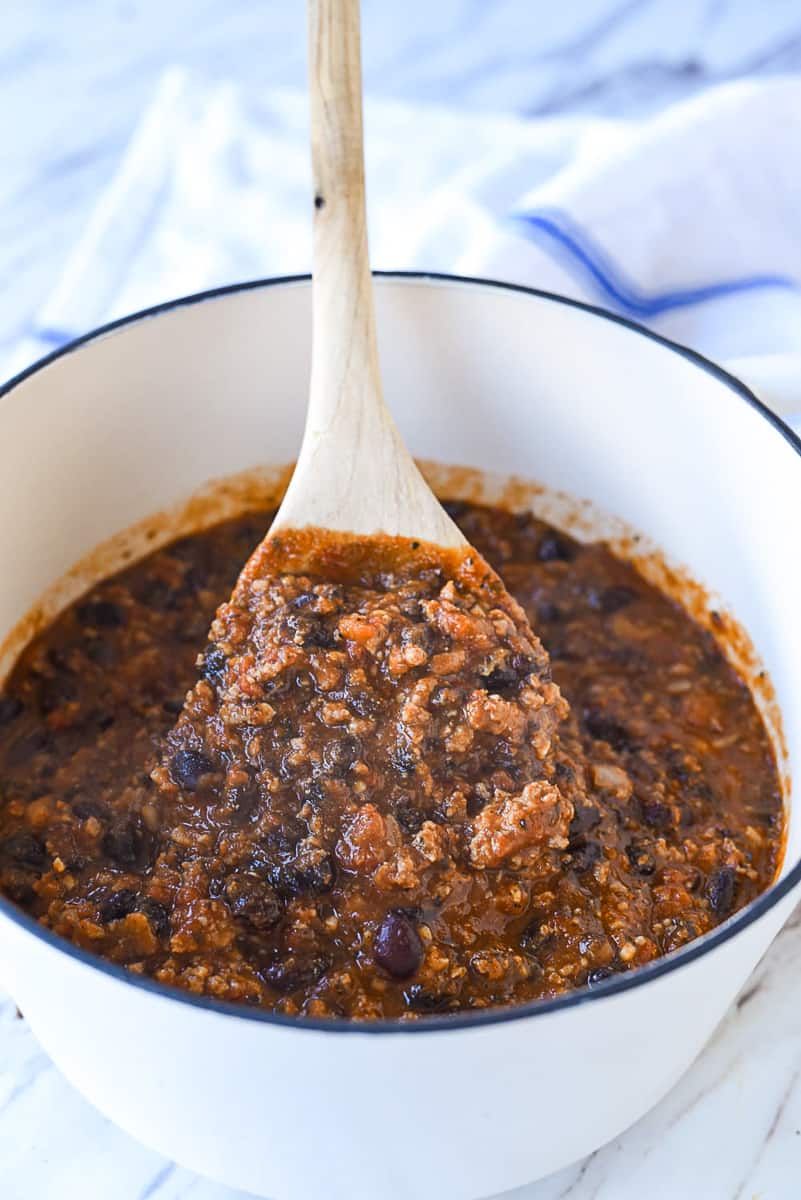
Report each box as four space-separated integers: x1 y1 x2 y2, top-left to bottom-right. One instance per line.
272 0 464 547
308 0 381 434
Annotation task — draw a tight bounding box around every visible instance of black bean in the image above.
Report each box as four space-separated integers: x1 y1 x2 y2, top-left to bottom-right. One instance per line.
519 918 555 959
72 798 110 822
442 500 470 521
138 898 171 940
65 850 88 872
102 826 138 867
99 889 139 923
546 638 573 663
374 910 424 979
135 576 180 610
321 736 361 777
398 597 424 621
662 917 700 952
428 802 449 827
589 585 637 614
303 855 337 894
480 664 518 694
250 826 300 873
690 780 716 804
3 872 36 904
684 867 702 893
245 845 278 878
0 833 47 869
227 784 260 822
102 817 148 868
583 710 635 754
536 601 562 623
349 691 379 718
390 746 417 776
225 873 283 931
0 696 22 725
167 535 197 563
586 965 621 988
299 779 326 808
176 563 202 594
401 622 435 653
77 600 125 628
512 652 538 677
706 866 736 916
394 795 425 835
537 531 575 562
626 840 656 876
171 748 215 790
490 740 520 774
569 839 603 874
569 804 602 840
284 612 335 649
667 752 692 784
199 645 228 684
38 675 78 715
272 714 296 741
466 781 494 817
277 749 298 783
85 640 117 667
270 855 336 898
403 984 452 1013
395 904 423 920
262 953 329 994
641 799 672 828
47 648 73 674
207 875 226 900
319 583 344 608
161 698 184 716
8 728 51 766
417 567 444 590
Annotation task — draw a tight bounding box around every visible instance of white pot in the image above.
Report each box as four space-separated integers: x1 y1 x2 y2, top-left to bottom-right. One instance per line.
0 274 799 1200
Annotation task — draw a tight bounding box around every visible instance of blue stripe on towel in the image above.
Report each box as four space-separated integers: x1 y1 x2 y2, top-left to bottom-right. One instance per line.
513 208 798 318
30 325 80 347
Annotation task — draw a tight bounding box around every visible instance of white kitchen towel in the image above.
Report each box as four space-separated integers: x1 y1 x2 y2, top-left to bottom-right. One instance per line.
10 69 801 392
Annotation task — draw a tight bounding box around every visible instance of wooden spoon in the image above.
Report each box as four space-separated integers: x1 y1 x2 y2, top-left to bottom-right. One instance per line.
271 0 466 553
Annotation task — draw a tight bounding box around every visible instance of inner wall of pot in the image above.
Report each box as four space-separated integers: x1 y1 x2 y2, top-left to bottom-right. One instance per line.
0 277 796 885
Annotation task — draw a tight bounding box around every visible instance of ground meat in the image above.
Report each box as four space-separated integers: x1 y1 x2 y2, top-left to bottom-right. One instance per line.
0 499 784 1019
468 782 571 868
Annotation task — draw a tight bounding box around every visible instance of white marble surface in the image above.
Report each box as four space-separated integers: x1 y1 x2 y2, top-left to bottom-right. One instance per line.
3 0 801 360
2 2 801 1197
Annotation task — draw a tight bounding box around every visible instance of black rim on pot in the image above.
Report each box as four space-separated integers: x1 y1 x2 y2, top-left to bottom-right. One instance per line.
0 271 798 1034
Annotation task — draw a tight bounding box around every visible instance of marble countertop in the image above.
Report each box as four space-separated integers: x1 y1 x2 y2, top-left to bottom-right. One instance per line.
2 2 801 1197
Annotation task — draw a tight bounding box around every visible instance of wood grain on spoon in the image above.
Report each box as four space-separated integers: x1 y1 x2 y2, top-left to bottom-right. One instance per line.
271 0 466 551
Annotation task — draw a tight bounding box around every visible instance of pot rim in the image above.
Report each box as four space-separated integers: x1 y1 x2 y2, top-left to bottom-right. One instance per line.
1 269 798 1035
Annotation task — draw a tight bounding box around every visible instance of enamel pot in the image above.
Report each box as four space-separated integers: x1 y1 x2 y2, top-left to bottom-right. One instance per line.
0 275 799 1200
